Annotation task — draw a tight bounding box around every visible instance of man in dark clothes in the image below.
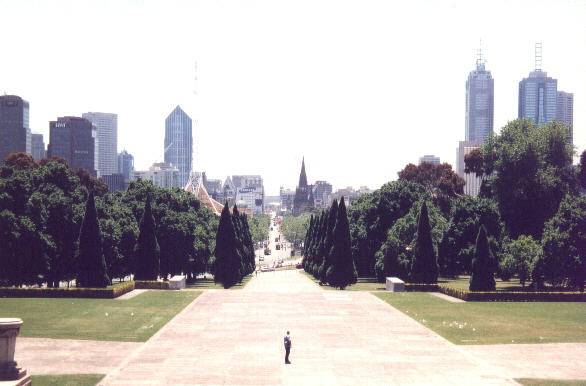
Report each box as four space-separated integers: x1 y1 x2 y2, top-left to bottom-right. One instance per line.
284 331 292 364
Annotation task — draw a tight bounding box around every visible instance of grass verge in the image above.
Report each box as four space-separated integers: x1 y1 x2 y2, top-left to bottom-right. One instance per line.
0 290 200 342
375 292 586 345
31 374 104 386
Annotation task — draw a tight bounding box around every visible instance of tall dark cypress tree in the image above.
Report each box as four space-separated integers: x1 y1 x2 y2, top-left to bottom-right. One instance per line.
326 197 357 289
303 215 314 271
318 199 338 283
241 213 255 274
134 195 160 280
409 201 438 283
213 203 242 288
469 225 496 291
232 205 247 275
76 191 110 288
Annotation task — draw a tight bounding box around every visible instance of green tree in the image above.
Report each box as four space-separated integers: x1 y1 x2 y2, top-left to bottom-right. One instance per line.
398 162 464 215
76 191 110 288
212 203 242 288
538 195 586 290
134 195 160 280
409 201 438 283
375 200 446 282
438 196 503 275
325 197 357 289
350 180 428 276
579 150 586 191
469 120 577 239
469 226 496 291
498 235 541 286
318 199 338 283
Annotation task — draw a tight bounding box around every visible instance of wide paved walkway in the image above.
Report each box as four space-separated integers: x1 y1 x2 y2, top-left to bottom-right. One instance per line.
100 270 517 385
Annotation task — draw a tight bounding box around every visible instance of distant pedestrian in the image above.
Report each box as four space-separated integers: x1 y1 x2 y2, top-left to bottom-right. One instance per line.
284 331 292 364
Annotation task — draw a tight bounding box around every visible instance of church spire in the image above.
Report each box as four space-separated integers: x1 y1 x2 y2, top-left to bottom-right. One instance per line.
298 157 308 187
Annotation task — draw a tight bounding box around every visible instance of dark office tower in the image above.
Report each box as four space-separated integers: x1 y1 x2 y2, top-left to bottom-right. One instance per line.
31 133 46 161
117 150 134 181
47 116 95 175
518 44 557 125
164 106 192 188
465 54 494 142
556 91 574 144
0 95 31 163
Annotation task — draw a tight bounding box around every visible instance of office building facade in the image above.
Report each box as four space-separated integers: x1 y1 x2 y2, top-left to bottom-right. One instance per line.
164 106 192 188
47 116 95 174
518 70 558 125
556 91 574 144
82 112 118 177
134 162 179 188
419 155 441 165
118 150 134 182
465 61 494 142
313 180 332 208
31 133 46 161
232 175 264 215
0 95 31 163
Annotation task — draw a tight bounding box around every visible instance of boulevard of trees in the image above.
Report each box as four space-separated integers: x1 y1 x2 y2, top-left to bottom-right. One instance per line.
304 119 586 291
0 153 258 288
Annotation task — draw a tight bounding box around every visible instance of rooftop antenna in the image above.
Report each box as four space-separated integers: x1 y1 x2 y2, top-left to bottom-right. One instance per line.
535 42 542 71
476 39 485 68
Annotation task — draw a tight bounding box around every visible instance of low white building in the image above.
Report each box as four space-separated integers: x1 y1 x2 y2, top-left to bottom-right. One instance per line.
134 162 179 188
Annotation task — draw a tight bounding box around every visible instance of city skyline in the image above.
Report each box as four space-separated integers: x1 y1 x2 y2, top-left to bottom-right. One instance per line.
1 0 584 195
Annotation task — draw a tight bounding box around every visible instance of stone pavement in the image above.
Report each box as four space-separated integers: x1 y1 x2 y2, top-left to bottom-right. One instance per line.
100 270 517 385
16 337 140 375
462 343 586 380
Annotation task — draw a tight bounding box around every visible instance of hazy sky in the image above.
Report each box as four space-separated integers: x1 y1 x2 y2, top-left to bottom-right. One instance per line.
1 0 585 195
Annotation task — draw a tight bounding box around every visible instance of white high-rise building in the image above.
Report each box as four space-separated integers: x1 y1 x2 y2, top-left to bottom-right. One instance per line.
457 141 482 197
82 112 118 177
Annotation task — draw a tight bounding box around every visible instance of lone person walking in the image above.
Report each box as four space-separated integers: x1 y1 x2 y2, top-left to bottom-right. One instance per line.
284 331 292 364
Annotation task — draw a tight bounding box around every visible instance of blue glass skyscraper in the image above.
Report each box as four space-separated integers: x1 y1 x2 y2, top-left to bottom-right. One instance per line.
164 106 192 187
518 70 558 125
465 59 494 142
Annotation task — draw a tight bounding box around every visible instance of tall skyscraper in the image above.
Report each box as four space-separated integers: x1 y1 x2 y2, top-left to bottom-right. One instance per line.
47 116 95 174
556 91 574 144
0 95 31 163
82 112 118 177
31 133 46 161
458 46 493 197
465 53 494 142
164 106 192 188
117 150 134 182
518 45 559 125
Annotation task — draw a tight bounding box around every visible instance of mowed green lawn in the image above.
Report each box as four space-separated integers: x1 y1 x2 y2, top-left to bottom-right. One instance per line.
375 292 586 345
0 290 200 342
31 374 104 386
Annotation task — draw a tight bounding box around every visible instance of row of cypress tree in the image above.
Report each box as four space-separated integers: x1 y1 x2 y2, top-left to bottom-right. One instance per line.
211 203 256 288
77 192 160 287
302 197 357 289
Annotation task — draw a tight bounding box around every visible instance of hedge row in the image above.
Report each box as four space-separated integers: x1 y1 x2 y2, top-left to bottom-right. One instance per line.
0 281 135 299
405 283 440 292
438 284 586 302
134 280 170 290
